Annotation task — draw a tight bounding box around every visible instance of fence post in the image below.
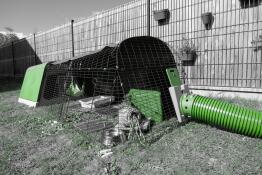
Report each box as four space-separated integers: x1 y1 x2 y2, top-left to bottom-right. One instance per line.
11 41 15 78
147 0 151 36
33 33 37 65
71 19 75 57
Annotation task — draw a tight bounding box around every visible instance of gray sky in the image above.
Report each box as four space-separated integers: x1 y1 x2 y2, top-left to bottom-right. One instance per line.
0 0 134 35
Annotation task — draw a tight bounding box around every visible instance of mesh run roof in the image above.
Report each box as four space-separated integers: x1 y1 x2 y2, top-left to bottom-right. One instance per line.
67 36 175 70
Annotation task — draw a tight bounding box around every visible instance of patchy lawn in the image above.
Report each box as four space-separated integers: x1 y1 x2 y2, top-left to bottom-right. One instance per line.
0 80 261 175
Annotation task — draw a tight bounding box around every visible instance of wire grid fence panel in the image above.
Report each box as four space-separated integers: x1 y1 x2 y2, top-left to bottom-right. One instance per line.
38 63 72 118
40 64 68 102
34 23 72 63
73 0 148 56
150 0 262 89
117 36 177 119
52 36 177 121
56 47 121 120
0 43 13 77
64 70 121 119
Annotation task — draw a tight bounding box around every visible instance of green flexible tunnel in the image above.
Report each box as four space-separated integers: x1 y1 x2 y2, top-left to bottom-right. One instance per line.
180 94 262 138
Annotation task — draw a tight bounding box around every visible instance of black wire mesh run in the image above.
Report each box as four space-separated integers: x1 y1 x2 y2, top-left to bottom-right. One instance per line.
43 36 178 125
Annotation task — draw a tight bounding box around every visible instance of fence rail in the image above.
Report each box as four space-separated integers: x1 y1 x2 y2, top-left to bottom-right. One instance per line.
0 0 261 92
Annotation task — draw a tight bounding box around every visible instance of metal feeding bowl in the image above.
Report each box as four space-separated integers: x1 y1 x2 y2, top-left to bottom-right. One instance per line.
102 126 127 147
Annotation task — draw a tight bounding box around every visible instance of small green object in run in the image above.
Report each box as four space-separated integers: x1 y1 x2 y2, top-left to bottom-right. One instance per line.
166 68 181 86
18 63 48 107
66 81 84 97
128 89 163 123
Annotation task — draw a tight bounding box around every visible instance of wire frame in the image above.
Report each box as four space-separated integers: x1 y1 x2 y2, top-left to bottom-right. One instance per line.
40 36 177 125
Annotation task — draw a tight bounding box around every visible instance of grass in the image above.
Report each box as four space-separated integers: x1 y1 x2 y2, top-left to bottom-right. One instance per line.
0 80 261 175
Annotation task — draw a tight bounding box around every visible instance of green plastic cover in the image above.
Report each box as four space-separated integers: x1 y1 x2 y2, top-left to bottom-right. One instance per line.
19 63 47 103
128 89 163 123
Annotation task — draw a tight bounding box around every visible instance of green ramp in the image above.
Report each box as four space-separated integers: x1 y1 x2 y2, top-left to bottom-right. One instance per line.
18 63 48 107
128 89 163 123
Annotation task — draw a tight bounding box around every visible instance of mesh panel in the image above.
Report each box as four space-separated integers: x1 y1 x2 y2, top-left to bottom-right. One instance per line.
41 36 178 127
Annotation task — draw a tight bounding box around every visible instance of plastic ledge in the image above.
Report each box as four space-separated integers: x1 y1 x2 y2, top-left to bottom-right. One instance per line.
18 98 37 108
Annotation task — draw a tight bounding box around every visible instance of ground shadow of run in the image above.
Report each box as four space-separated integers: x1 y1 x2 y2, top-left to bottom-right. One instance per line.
0 78 22 93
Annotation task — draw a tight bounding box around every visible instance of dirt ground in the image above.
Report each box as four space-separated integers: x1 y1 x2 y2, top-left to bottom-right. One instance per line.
0 80 261 175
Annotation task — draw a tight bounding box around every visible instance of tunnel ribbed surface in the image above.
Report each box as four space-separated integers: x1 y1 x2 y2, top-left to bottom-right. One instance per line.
180 94 262 138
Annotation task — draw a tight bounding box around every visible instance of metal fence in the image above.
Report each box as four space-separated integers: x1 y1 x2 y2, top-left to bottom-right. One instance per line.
150 0 262 90
0 0 261 92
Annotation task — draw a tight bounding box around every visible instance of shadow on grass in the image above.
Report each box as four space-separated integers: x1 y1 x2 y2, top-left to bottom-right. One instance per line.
0 78 22 93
